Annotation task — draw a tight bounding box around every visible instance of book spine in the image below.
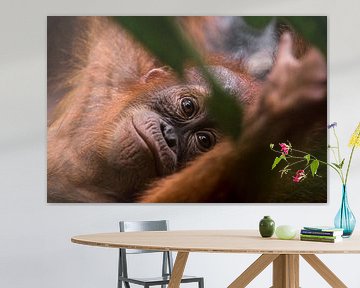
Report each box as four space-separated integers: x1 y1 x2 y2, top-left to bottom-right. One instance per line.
300 237 337 243
300 234 337 240
301 230 336 236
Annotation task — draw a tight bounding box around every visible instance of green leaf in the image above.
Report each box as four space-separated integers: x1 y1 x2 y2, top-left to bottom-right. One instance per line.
272 154 286 170
207 88 243 140
304 154 311 164
272 157 281 170
339 158 345 169
243 17 274 29
332 159 345 169
113 16 201 76
332 162 341 169
245 16 327 56
310 159 320 177
279 16 327 56
270 143 274 149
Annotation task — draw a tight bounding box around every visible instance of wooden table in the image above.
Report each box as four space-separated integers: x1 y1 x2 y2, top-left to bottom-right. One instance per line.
72 230 360 288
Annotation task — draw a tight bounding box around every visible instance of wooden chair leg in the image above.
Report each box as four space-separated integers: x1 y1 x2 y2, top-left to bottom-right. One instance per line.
168 252 189 288
301 254 347 288
228 254 279 288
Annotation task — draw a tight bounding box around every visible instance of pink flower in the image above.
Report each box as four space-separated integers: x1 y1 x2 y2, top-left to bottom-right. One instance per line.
279 143 289 155
292 170 306 183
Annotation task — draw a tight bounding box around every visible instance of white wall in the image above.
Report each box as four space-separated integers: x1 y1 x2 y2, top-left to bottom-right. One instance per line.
1 1 360 287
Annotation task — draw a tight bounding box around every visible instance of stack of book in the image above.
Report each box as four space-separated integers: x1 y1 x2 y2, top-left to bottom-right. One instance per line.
300 226 344 243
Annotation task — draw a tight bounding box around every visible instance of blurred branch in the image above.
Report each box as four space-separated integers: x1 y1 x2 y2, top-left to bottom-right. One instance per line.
243 16 274 29
244 16 327 56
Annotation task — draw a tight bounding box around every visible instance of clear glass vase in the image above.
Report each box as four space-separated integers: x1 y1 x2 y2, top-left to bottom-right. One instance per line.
334 185 356 237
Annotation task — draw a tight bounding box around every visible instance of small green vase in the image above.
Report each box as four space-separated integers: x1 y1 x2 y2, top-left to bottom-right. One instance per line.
259 216 275 237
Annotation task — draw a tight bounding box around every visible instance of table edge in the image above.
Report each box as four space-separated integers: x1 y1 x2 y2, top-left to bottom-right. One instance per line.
71 236 360 255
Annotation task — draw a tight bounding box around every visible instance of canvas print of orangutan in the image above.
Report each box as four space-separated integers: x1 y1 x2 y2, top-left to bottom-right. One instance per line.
47 16 327 203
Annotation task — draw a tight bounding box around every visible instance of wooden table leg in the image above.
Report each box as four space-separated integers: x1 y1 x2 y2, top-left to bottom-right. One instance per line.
272 254 299 288
228 254 279 288
168 252 189 288
301 254 347 288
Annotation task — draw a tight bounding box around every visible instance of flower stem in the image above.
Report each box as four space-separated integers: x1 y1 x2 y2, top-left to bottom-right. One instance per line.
333 127 343 166
332 127 346 182
317 159 344 182
345 145 356 185
290 148 340 173
290 148 308 155
286 159 306 168
330 147 339 164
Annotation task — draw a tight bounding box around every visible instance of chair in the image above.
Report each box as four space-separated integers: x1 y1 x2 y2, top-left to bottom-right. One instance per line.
118 220 204 288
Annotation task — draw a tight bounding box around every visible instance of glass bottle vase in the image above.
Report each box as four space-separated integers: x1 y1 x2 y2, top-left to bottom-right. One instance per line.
334 185 356 237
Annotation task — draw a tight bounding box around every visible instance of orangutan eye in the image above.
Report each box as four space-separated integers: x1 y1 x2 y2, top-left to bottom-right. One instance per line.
196 131 215 150
181 98 196 118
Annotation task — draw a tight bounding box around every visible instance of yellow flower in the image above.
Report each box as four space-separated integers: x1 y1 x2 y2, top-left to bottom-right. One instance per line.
349 122 360 147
